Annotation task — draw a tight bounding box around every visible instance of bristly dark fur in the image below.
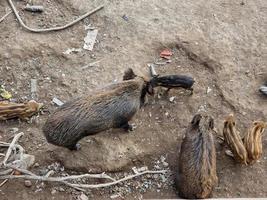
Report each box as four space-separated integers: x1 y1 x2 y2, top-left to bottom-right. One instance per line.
43 68 150 150
176 114 218 199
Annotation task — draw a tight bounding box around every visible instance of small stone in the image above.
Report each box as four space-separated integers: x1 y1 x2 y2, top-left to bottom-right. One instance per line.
78 193 88 200
51 189 57 195
58 187 65 192
24 180 32 187
169 96 175 102
122 14 129 21
162 161 169 167
207 87 212 94
160 174 167 183
33 162 40 167
110 194 120 199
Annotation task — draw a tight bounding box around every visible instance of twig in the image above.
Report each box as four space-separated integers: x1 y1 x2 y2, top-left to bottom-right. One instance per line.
0 169 13 176
0 170 167 190
7 0 104 33
0 132 167 192
0 10 12 24
2 132 24 166
0 171 14 187
68 170 168 189
81 60 101 69
0 179 9 187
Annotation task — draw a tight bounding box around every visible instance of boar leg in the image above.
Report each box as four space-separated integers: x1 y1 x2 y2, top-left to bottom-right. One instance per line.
66 143 81 151
120 121 133 132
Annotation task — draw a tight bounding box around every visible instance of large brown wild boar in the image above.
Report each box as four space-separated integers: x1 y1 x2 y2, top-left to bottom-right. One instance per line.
42 68 152 150
176 114 218 199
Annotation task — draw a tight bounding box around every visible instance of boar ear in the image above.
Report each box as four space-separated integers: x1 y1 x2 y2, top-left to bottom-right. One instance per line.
191 114 202 127
123 68 137 80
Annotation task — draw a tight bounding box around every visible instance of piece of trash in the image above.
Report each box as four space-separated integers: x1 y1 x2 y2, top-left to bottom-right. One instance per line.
63 48 82 55
207 87 212 94
122 14 129 21
83 29 98 51
169 96 175 102
52 97 64 106
24 4 44 13
160 49 173 60
31 79 37 99
0 85 12 100
259 85 267 96
0 100 43 120
148 63 158 77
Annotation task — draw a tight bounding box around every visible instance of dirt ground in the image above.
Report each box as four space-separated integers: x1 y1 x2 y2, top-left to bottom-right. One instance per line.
0 0 266 199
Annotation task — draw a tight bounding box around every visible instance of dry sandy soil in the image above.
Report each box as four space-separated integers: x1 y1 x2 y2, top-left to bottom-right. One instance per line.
0 0 266 199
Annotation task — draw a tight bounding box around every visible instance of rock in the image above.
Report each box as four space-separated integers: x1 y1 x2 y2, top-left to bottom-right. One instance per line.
162 161 169 167
24 180 32 187
207 87 212 94
51 189 57 195
33 162 40 167
78 193 89 200
58 187 65 192
110 194 121 199
169 96 175 102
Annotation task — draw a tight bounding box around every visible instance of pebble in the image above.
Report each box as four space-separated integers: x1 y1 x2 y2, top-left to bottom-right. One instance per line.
78 193 88 200
162 161 169 167
169 96 175 102
110 194 120 199
207 87 212 94
51 189 57 195
58 187 65 192
24 180 32 187
34 162 40 167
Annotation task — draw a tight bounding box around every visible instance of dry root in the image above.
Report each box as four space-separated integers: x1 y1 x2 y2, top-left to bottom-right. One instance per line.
0 132 167 191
